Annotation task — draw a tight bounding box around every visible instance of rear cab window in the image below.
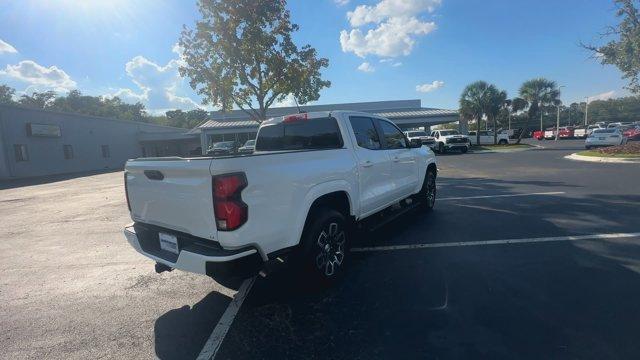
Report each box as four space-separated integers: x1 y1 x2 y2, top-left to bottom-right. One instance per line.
255 116 343 151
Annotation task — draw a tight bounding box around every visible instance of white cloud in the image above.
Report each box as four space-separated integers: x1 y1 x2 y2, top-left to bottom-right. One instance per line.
357 62 375 72
587 90 615 102
392 62 403 67
340 0 440 58
340 17 436 58
105 44 203 112
416 80 444 93
0 60 76 91
0 39 18 54
334 0 350 6
347 0 441 27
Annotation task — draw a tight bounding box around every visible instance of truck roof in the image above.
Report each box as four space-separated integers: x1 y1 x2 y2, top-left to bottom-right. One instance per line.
261 110 378 126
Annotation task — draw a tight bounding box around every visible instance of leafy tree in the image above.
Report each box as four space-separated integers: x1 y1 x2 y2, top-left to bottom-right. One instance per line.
0 84 16 105
164 108 209 128
179 0 330 121
517 78 561 143
583 0 640 94
459 81 505 145
18 91 57 109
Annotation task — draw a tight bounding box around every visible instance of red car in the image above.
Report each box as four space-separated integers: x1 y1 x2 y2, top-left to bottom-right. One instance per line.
558 126 575 139
623 126 640 141
532 130 544 140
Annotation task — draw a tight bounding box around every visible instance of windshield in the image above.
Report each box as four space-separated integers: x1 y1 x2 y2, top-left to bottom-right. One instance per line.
407 131 428 137
243 140 256 147
593 129 616 134
213 141 234 148
439 130 460 136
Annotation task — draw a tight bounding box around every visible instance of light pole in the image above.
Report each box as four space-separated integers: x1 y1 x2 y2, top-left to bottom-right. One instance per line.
555 85 565 141
584 96 589 126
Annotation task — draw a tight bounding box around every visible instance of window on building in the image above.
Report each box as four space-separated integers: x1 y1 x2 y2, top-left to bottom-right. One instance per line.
349 116 381 150
63 145 74 160
101 145 110 158
378 120 407 149
14 144 29 162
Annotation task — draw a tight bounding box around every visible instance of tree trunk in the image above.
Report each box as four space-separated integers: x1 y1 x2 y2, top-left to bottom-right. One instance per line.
476 117 481 146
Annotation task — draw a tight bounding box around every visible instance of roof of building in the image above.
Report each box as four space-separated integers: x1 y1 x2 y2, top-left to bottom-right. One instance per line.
192 100 459 132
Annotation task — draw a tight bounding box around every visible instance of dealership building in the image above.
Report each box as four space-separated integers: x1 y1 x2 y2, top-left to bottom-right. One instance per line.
0 99 458 180
191 99 460 151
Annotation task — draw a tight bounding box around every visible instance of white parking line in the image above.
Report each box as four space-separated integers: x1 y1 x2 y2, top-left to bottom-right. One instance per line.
196 277 256 360
351 232 640 253
438 191 565 201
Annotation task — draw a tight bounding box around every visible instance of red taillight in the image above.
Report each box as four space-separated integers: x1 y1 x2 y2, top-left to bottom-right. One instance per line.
124 171 131 211
213 173 247 231
283 113 308 123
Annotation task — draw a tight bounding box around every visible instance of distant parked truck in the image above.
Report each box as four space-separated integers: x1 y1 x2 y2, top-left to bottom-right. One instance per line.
532 130 545 140
468 130 510 145
573 126 587 139
544 128 556 140
558 127 575 139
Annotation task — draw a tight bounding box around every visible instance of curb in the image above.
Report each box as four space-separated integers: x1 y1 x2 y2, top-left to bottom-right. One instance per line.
564 153 640 164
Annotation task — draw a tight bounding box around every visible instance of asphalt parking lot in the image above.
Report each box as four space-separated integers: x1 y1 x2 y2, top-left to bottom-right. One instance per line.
2 139 640 359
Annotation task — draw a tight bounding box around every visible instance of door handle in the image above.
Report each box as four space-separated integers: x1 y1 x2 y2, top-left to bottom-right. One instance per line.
361 160 373 168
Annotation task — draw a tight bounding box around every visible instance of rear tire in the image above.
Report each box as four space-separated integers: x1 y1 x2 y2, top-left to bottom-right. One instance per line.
461 146 468 153
499 139 508 145
585 145 591 150
299 208 348 284
417 168 437 211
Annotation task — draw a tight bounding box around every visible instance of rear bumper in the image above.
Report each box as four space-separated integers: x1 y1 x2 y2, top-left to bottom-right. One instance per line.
124 223 263 278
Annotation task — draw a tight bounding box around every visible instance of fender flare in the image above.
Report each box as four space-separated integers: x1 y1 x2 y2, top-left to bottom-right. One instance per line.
288 180 356 249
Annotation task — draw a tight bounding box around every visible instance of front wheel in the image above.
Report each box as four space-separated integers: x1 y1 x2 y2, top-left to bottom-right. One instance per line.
300 209 348 283
417 168 437 211
461 146 468 153
438 143 446 154
498 139 508 145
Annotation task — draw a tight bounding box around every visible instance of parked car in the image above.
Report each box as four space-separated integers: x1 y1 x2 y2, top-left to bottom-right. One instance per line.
532 130 545 140
403 130 436 150
430 129 470 153
558 126 575 139
207 141 238 156
586 124 604 136
585 128 627 149
573 126 587 139
468 130 510 145
123 111 437 284
544 128 556 140
238 139 256 154
623 125 640 141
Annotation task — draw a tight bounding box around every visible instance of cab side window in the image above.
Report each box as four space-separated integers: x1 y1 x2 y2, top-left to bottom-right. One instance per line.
378 120 407 149
349 116 381 150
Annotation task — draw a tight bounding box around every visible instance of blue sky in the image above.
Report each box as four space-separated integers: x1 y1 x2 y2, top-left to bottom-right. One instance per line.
0 0 630 113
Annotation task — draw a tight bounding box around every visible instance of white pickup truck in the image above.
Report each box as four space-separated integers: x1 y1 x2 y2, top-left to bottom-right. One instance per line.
123 111 437 284
430 129 471 153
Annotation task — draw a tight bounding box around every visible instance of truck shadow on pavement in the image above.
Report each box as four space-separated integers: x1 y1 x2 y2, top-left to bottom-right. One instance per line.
154 291 232 360
154 178 640 360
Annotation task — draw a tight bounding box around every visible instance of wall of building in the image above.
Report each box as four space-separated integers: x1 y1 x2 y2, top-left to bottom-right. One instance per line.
0 105 184 180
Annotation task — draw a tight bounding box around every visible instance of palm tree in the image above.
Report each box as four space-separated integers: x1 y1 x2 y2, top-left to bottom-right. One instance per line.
517 78 561 143
460 81 505 145
488 90 507 144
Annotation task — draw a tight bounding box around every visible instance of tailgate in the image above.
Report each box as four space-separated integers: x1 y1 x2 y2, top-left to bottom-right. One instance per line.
125 158 217 240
